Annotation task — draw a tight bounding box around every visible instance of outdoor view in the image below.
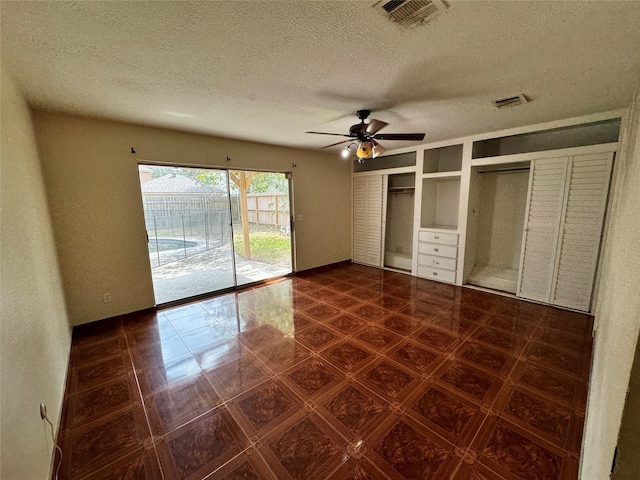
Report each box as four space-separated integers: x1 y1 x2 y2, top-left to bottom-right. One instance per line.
138 165 292 304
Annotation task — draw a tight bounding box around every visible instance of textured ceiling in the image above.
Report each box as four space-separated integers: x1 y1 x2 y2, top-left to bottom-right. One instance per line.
2 1 640 152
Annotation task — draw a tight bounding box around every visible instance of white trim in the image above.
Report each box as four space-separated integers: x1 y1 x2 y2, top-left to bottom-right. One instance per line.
456 140 474 286
352 165 417 177
469 109 626 142
470 142 619 167
380 109 626 158
421 171 463 179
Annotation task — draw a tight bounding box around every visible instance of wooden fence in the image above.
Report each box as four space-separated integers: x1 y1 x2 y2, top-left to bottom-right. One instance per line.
142 193 289 227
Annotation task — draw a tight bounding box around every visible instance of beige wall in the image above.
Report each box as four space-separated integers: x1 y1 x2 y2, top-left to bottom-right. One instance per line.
0 69 71 479
612 333 640 479
33 112 352 325
581 80 640 479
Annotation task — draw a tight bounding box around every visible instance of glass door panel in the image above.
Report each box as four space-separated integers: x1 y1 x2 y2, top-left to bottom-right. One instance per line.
140 165 235 304
229 171 293 286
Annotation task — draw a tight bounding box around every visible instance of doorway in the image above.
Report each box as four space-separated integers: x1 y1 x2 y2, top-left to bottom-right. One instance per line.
138 165 293 305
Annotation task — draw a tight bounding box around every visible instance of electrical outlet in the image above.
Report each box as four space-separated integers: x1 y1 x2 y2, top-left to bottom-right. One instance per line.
103 293 112 303
40 402 47 419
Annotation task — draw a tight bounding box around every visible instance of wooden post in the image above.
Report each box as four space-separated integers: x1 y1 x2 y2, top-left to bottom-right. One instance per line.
229 171 254 258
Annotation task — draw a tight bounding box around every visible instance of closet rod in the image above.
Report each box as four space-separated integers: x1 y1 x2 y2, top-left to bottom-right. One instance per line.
477 167 530 174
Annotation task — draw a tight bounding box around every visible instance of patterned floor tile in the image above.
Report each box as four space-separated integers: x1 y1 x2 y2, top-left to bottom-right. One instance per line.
356 358 420 403
317 380 391 442
156 406 248 480
365 414 461 479
227 379 301 439
283 358 345 400
205 353 270 401
59 263 595 480
259 412 348 480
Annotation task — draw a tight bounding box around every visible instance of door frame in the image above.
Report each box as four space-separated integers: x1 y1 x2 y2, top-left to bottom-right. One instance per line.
136 160 295 307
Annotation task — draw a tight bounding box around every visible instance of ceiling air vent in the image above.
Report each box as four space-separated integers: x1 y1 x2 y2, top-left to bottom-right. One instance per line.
492 94 530 109
374 0 449 28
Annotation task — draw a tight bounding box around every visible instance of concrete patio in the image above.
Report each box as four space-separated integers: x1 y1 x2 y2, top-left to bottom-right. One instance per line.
150 245 291 304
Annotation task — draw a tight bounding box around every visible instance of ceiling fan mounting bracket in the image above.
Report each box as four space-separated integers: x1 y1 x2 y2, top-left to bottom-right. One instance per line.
355 109 371 121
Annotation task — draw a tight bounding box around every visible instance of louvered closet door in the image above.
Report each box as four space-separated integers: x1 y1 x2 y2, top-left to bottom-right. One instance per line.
517 157 570 303
551 152 613 311
353 176 384 267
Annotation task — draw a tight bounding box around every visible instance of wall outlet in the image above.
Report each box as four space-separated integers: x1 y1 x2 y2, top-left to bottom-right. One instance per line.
297 214 303 221
103 292 112 303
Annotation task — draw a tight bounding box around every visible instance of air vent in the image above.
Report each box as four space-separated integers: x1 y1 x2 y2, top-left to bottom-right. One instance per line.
374 0 448 28
492 94 530 109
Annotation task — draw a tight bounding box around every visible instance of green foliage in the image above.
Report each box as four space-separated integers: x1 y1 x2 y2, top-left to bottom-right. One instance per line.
195 170 228 190
196 170 287 195
247 173 287 194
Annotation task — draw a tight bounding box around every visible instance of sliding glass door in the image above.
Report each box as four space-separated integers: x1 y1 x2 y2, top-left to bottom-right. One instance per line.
138 165 292 304
229 171 292 287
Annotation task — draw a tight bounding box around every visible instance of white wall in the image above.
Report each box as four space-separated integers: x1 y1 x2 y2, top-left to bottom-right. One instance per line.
33 112 352 325
476 170 529 269
0 68 71 479
581 80 640 479
385 192 414 255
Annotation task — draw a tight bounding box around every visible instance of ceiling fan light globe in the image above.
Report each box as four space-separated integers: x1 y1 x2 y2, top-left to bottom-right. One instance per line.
341 147 351 159
357 142 373 159
372 143 386 158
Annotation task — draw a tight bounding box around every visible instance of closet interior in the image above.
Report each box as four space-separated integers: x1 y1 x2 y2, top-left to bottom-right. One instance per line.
384 173 415 271
464 162 530 293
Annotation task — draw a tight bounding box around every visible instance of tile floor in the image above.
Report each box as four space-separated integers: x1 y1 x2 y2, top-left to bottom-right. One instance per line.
57 262 593 479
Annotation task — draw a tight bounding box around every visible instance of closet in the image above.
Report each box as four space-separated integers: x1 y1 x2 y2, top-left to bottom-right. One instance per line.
518 152 614 311
384 173 415 271
353 152 417 269
465 162 530 293
352 175 384 267
351 114 621 313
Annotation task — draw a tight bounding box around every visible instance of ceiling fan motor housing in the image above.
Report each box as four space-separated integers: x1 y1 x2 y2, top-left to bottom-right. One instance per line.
349 123 368 138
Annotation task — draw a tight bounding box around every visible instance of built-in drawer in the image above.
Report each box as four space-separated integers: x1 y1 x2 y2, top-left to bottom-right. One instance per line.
417 242 457 258
418 254 456 271
418 231 458 246
417 265 456 283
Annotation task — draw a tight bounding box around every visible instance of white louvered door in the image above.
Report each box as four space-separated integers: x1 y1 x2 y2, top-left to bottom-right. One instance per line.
517 157 570 303
551 152 614 311
353 175 384 267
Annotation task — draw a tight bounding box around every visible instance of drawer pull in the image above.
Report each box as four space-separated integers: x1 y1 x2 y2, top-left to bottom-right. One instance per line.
433 260 439 265
433 272 438 276
434 248 439 252
434 236 439 239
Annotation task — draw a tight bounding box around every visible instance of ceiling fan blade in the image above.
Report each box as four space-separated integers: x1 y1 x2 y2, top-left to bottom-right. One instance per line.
306 131 351 137
366 119 388 135
373 133 425 141
320 139 353 149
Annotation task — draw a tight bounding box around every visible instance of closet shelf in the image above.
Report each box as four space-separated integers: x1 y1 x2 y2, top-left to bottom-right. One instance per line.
421 171 462 179
420 224 458 232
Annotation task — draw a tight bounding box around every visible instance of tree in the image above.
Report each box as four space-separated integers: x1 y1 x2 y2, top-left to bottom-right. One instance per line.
196 170 289 259
229 171 254 257
150 166 200 179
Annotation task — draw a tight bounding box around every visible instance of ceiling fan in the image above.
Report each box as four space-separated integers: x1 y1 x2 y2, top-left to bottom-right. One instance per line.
306 109 425 162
